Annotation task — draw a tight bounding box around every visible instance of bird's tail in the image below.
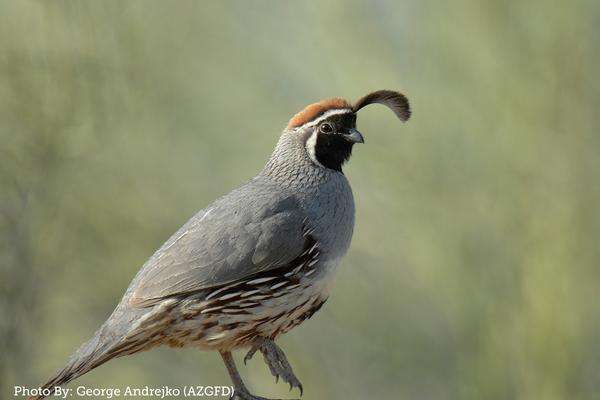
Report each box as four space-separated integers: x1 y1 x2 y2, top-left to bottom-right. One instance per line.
30 300 157 400
29 322 131 400
29 333 106 400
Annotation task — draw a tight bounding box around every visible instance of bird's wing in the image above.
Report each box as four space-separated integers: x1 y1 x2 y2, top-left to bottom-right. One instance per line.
128 181 308 307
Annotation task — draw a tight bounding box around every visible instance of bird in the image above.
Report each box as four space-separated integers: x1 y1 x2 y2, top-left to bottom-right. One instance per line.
30 89 410 400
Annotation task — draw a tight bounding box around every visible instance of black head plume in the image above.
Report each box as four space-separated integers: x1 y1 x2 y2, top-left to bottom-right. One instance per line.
352 90 411 122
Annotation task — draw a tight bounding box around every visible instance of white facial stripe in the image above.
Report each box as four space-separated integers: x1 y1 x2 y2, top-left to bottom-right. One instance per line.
305 130 324 168
295 108 353 130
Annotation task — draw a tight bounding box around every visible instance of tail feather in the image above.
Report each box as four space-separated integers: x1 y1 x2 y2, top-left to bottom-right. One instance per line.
31 302 158 399
29 327 124 400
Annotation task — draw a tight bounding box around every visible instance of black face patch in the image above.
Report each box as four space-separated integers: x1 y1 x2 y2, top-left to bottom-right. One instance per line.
314 134 354 172
310 113 357 173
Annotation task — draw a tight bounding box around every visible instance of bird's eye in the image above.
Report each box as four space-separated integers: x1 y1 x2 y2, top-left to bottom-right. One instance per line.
319 123 333 133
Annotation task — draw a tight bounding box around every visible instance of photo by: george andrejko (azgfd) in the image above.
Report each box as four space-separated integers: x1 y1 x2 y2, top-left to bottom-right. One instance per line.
16 384 234 399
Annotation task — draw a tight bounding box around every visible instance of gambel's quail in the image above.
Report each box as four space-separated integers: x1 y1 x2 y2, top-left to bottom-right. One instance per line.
31 90 410 400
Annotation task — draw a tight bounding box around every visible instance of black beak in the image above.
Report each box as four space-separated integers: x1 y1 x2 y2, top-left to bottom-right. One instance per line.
344 128 365 144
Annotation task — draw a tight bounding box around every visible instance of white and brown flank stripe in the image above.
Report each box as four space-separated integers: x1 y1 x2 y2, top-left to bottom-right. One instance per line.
112 226 327 354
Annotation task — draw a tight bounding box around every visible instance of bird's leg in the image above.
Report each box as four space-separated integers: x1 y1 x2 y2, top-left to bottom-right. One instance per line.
244 338 303 396
220 351 276 400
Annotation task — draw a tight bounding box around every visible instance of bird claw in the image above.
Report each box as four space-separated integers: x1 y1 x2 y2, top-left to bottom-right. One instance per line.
244 346 259 365
245 338 303 397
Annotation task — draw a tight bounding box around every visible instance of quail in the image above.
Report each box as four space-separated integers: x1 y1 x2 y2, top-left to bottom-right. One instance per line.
31 90 410 400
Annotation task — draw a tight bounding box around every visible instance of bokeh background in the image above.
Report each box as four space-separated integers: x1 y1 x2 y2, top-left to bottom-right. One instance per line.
2 1 599 399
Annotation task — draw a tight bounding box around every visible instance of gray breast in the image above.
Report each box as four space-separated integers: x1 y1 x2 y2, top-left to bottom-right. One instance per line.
297 172 355 266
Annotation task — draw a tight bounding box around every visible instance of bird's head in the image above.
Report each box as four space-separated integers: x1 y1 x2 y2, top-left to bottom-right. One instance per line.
285 90 411 173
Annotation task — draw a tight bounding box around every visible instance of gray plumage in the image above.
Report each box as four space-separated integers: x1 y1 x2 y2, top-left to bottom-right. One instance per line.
31 90 410 400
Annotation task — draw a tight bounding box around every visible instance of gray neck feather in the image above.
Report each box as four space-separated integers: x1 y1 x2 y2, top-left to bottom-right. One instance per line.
261 130 337 189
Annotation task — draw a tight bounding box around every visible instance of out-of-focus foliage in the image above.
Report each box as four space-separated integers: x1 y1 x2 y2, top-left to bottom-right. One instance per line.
1 1 599 399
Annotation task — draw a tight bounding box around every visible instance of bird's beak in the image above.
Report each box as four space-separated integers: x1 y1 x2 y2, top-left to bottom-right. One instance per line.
344 128 365 144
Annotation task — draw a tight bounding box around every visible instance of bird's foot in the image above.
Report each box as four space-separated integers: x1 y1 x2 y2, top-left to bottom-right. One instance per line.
244 338 303 397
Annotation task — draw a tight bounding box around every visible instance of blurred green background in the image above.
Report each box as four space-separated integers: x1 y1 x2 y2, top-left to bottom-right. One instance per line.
2 1 599 399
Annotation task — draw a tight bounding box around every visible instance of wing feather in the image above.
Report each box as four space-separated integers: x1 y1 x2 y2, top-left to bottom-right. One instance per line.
128 180 308 307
